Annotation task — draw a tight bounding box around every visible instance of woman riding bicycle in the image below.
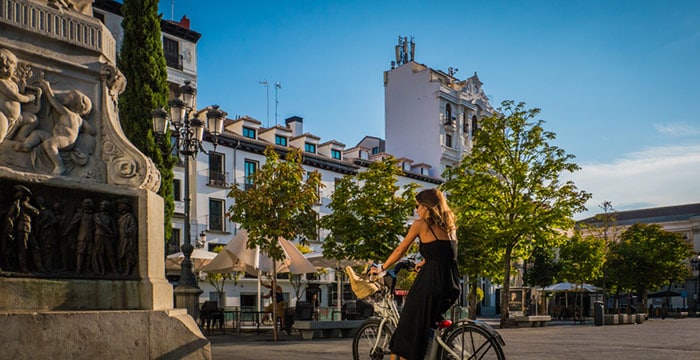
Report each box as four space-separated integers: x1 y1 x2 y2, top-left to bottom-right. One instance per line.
370 188 460 360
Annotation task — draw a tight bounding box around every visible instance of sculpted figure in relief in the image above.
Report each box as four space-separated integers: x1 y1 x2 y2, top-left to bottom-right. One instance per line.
0 48 40 143
15 77 94 175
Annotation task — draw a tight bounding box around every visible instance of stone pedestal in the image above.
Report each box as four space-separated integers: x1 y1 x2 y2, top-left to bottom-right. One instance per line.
0 309 209 360
0 1 208 358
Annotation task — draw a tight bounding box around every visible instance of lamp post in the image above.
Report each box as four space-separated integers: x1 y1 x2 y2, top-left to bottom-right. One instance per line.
152 80 226 318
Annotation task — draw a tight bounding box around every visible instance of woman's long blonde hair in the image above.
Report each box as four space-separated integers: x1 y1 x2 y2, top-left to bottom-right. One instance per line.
416 188 455 232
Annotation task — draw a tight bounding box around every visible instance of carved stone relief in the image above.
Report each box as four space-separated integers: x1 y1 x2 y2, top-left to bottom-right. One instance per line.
0 181 138 279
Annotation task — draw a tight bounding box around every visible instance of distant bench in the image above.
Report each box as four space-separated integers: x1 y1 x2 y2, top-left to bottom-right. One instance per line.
514 315 552 327
294 320 365 340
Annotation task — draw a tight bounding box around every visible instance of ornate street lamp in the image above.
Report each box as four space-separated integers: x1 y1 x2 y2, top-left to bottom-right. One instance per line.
152 80 226 317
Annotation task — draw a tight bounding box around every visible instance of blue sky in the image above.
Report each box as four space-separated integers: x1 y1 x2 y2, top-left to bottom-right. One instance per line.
158 0 700 219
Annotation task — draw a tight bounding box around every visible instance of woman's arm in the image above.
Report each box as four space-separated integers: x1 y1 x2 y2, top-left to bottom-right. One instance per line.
373 220 424 273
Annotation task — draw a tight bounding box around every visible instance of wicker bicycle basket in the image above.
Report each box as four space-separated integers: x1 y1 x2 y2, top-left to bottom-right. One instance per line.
345 266 380 299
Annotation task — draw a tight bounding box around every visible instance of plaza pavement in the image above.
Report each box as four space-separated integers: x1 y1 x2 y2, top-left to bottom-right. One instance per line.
209 317 700 359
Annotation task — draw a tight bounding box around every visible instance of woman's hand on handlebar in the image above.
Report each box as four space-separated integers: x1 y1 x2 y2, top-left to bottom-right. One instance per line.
368 263 384 276
414 260 425 272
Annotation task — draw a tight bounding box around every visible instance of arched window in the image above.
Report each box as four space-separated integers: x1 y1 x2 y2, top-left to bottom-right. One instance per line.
471 115 478 136
445 104 452 125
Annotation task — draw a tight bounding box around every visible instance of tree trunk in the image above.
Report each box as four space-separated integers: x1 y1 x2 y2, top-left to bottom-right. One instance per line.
500 248 513 328
272 264 278 341
468 277 479 320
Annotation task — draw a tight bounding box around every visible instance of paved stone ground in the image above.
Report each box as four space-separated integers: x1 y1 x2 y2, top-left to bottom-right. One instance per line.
209 317 700 359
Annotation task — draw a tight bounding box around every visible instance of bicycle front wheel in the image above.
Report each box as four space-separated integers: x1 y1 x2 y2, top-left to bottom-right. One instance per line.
439 324 505 360
352 319 394 360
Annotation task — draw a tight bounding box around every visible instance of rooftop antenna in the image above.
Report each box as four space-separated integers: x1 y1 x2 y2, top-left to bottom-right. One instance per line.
259 80 269 127
274 82 282 126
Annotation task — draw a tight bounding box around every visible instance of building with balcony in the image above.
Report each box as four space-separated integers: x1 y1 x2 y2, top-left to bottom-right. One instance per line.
384 36 495 178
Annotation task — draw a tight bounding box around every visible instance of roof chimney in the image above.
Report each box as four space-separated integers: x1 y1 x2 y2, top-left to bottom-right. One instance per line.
285 116 303 137
179 15 190 29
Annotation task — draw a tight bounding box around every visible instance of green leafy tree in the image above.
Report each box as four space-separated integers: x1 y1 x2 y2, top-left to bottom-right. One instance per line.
585 201 618 311
320 156 418 263
523 245 560 315
117 0 175 243
524 245 559 288
455 221 503 319
607 223 693 313
207 245 242 308
558 233 606 285
558 232 605 317
442 100 591 327
227 146 321 340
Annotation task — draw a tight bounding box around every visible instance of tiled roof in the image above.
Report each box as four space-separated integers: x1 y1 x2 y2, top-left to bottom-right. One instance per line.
578 203 700 226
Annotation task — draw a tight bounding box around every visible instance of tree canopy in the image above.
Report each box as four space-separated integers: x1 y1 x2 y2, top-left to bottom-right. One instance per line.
442 100 591 327
117 0 175 243
320 156 418 263
607 223 693 309
558 232 606 285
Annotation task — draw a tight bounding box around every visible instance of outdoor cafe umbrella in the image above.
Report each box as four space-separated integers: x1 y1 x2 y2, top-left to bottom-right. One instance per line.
544 282 601 293
544 282 601 312
304 252 365 316
202 230 317 311
202 229 316 275
165 248 218 272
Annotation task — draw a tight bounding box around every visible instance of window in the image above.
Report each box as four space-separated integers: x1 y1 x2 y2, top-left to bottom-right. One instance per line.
331 149 342 160
244 159 258 190
275 135 287 146
173 179 182 201
371 146 380 154
209 199 225 231
445 104 453 125
242 127 256 139
305 143 316 153
208 152 226 186
168 228 181 254
163 37 181 70
471 116 478 136
360 150 369 160
445 134 452 148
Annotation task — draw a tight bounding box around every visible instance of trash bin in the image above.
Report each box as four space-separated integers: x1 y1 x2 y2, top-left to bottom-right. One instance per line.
594 301 604 326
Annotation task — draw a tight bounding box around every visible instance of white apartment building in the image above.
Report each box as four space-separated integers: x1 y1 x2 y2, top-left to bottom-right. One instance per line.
384 36 495 178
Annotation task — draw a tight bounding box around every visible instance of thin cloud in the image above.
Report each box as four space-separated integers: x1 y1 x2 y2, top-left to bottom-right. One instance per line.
654 122 700 137
567 145 700 219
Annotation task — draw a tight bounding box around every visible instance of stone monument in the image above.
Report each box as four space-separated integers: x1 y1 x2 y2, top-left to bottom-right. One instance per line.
0 0 209 358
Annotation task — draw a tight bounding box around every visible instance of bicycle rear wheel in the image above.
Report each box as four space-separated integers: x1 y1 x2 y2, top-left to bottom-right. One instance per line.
352 319 394 360
439 324 505 360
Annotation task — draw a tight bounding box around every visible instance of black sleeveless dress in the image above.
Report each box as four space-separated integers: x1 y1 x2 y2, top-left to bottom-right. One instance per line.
390 232 460 359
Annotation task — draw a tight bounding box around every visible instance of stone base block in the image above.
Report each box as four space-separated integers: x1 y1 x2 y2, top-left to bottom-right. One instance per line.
0 309 210 359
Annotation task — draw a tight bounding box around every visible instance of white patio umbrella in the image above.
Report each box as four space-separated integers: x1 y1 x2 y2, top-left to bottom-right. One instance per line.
544 282 601 293
165 248 218 272
304 252 366 316
202 230 317 312
202 230 316 275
